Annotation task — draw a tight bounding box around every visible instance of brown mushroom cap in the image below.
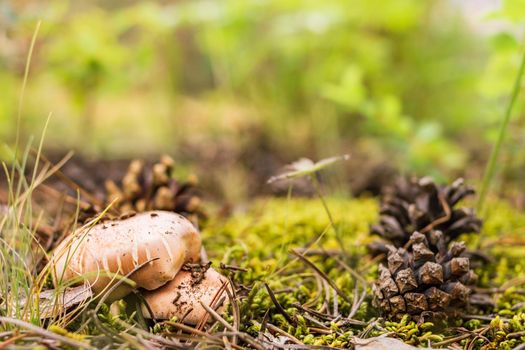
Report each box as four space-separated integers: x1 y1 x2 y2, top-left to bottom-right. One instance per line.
141 268 229 325
51 211 201 299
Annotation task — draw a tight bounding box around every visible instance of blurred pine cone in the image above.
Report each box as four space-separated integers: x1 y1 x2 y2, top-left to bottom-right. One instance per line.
369 177 482 255
90 155 203 224
372 232 477 320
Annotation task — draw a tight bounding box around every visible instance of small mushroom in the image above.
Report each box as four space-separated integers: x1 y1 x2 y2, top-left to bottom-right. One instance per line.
51 211 201 299
141 268 229 325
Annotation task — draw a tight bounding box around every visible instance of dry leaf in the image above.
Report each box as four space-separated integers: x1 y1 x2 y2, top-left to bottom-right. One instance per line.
17 285 93 319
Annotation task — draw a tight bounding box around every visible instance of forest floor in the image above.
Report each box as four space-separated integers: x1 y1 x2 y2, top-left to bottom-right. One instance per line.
2 156 525 349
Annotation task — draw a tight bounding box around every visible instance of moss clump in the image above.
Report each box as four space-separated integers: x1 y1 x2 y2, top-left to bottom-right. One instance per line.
198 197 525 349
202 196 378 262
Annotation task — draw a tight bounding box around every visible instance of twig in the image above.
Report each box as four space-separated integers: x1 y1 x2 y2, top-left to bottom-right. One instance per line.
160 321 218 342
420 191 451 234
333 256 368 287
114 319 188 349
264 283 296 325
432 327 488 347
196 277 228 331
265 323 303 345
358 253 385 274
0 334 26 348
259 309 270 341
461 314 509 322
348 284 367 319
0 317 95 350
199 301 267 350
219 263 248 272
290 249 352 305
293 303 334 322
225 277 240 346
292 248 343 257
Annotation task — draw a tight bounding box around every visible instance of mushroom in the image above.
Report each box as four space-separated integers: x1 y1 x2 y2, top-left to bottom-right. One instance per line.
51 211 201 299
141 267 229 324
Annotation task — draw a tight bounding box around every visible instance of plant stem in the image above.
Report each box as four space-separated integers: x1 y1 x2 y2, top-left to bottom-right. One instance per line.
311 175 347 256
477 47 525 214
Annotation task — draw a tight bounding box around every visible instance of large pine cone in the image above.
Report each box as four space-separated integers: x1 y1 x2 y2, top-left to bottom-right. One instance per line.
372 232 477 320
369 177 482 254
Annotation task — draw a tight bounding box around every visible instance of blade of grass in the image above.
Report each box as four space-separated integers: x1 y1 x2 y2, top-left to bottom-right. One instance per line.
311 175 347 256
477 47 525 214
11 20 41 182
0 317 95 350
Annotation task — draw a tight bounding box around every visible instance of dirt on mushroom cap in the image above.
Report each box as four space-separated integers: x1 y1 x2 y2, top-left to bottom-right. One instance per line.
141 267 229 325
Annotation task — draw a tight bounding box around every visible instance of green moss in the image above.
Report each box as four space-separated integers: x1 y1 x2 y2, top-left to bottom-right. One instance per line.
198 197 525 349
49 324 87 341
202 196 378 262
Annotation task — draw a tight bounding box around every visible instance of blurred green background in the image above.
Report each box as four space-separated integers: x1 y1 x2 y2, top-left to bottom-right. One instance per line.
1 0 525 202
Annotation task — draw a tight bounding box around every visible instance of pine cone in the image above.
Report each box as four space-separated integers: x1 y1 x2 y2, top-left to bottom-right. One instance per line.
369 177 482 254
91 155 203 223
372 232 477 320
